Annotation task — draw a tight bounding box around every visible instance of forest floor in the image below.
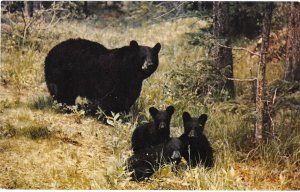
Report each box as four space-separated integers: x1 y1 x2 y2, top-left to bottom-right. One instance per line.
0 83 300 190
1 84 299 190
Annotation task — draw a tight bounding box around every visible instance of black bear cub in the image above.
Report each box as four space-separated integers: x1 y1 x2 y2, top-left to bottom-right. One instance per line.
127 138 184 181
179 112 214 168
131 106 175 154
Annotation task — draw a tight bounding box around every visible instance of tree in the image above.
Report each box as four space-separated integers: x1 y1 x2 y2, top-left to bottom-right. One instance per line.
24 1 41 17
284 2 300 82
212 2 235 99
24 1 33 17
83 1 89 17
255 3 273 143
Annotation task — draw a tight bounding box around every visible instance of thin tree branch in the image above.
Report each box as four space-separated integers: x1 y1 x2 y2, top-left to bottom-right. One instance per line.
226 77 257 82
206 59 257 82
154 2 186 20
216 42 261 57
191 59 258 82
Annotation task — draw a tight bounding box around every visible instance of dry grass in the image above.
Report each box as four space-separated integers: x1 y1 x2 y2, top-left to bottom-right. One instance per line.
0 13 299 190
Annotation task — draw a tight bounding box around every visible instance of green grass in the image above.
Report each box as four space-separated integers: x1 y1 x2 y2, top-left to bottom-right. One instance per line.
0 9 299 190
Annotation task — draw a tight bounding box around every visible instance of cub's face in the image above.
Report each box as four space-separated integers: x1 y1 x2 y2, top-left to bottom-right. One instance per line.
149 106 175 131
164 138 184 163
129 40 161 79
182 112 208 138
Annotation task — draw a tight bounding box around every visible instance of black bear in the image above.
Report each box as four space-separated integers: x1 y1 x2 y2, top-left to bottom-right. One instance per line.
127 138 184 181
131 106 175 154
179 112 214 168
44 38 161 114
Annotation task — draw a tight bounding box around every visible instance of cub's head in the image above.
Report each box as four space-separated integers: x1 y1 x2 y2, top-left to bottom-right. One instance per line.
182 112 208 138
129 40 161 79
164 138 184 164
149 105 175 131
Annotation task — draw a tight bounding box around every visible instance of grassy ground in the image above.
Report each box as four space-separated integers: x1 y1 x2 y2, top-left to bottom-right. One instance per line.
0 12 299 189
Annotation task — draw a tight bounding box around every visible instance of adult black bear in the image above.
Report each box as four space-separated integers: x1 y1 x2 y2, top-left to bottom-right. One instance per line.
127 138 184 182
179 112 214 168
44 38 161 114
131 106 175 154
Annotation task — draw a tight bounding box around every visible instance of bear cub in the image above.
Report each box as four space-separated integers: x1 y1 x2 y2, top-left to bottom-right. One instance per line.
179 112 214 168
127 138 184 181
131 106 175 154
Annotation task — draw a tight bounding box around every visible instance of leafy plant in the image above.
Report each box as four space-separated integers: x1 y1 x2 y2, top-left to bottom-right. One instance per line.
167 59 231 105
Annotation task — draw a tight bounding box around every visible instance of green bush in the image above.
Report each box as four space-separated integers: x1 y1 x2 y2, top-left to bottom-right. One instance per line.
167 59 231 105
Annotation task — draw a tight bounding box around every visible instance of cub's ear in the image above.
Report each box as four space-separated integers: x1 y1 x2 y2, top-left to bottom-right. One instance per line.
166 105 175 115
182 112 191 123
198 114 208 125
149 107 159 118
153 43 161 54
130 40 139 50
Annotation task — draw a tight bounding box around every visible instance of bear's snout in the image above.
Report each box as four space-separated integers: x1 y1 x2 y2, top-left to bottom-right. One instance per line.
171 150 181 160
158 122 167 129
188 129 197 138
142 61 154 71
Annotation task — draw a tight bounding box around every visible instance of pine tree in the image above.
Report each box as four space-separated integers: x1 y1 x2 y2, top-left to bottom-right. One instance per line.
212 2 235 99
284 2 300 82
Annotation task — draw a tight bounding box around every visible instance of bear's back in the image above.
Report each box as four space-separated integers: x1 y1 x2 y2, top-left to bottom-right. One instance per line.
45 38 109 69
131 122 155 153
52 38 108 54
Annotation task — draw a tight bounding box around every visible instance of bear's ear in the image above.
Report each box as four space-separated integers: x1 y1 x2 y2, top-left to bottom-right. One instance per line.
182 112 191 123
198 114 208 125
166 105 175 115
153 43 161 54
149 107 159 117
130 40 139 50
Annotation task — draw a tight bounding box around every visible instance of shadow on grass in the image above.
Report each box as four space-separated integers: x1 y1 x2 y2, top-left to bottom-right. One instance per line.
0 122 50 140
28 95 56 111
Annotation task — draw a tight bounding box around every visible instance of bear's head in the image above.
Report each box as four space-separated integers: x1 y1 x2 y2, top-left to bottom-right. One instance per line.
164 138 184 164
149 105 174 131
182 112 208 138
129 40 161 79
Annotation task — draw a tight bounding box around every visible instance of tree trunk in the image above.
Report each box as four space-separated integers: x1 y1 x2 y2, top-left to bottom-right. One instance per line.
83 1 89 17
284 2 300 82
212 2 235 99
33 1 41 10
255 3 273 143
24 1 34 17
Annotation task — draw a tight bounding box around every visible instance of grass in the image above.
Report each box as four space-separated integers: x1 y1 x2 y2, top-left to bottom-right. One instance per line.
0 9 299 190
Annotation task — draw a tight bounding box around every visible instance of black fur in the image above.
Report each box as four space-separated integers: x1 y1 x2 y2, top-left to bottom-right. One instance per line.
44 38 161 114
131 106 175 154
179 112 214 168
127 138 184 181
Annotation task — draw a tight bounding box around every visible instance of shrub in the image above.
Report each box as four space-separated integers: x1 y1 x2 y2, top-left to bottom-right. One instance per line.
167 59 231 105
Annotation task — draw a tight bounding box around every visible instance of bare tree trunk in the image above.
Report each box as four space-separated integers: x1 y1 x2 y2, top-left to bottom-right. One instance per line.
33 1 41 10
83 1 89 17
24 1 34 17
255 3 273 143
284 2 300 82
212 2 235 99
